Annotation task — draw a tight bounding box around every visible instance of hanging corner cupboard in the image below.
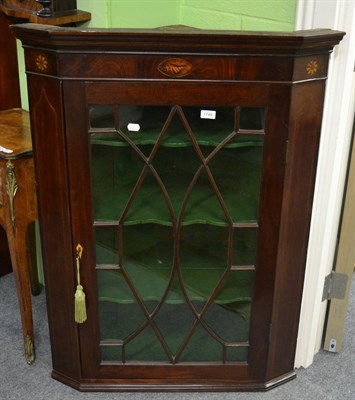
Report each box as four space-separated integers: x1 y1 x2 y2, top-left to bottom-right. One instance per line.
13 24 344 392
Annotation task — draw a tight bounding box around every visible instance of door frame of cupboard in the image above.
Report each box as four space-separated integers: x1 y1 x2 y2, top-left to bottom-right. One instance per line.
13 24 344 391
64 79 287 387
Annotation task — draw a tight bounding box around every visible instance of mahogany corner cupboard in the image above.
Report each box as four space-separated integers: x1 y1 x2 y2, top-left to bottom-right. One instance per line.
13 24 344 391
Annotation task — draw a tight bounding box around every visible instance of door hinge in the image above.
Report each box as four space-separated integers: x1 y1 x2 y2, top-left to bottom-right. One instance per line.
322 271 348 301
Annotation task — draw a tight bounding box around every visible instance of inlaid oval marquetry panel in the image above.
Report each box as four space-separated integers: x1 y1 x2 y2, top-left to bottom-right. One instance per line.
158 58 193 78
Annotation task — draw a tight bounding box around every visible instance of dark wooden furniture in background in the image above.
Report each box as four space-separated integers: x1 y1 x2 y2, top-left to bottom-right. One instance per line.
13 24 344 391
0 12 21 111
0 109 39 364
0 0 91 25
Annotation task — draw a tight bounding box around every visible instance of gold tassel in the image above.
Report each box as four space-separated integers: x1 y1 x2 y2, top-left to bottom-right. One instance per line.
74 244 87 324
75 285 87 323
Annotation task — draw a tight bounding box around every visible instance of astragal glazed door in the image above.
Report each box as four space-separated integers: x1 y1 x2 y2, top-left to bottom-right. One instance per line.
64 80 285 387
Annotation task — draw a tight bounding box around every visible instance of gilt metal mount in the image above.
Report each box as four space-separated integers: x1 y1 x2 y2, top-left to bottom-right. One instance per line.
6 160 18 229
25 335 35 365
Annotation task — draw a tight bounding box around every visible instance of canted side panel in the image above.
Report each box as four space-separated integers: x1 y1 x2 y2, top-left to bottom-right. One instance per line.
247 85 291 380
27 75 81 382
266 81 326 380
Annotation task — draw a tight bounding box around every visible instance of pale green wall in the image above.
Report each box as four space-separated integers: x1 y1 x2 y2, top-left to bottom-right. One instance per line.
77 0 296 30
108 0 180 28
180 0 297 31
76 0 110 27
16 40 28 110
77 0 180 28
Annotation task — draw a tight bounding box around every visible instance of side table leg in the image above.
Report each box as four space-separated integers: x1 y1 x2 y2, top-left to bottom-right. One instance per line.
28 222 41 296
7 222 36 364
0 227 12 276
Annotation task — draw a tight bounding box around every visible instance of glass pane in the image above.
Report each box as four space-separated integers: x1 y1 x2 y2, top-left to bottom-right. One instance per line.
125 325 170 362
180 225 229 312
182 168 229 226
233 227 258 266
215 270 254 304
240 107 265 130
154 285 196 356
179 324 223 362
89 105 115 129
101 345 121 362
208 143 263 223
202 270 254 362
90 102 263 365
99 296 145 341
122 169 172 226
122 224 174 312
119 105 170 148
97 270 146 341
91 144 145 221
203 300 251 343
153 146 200 218
181 106 235 149
160 108 190 147
226 346 249 362
95 226 118 265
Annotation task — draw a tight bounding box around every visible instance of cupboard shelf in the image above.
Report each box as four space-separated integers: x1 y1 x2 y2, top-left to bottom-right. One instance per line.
89 104 264 149
95 229 255 306
97 263 254 306
92 144 262 226
91 134 263 149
